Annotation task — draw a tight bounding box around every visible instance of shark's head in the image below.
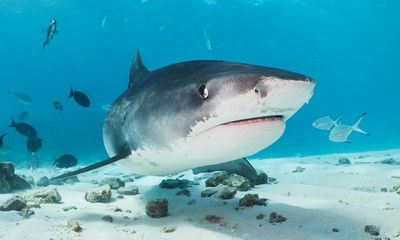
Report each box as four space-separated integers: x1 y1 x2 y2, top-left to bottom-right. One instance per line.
104 52 315 169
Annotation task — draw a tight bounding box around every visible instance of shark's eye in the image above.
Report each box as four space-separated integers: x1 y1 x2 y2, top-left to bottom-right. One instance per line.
199 85 208 99
254 85 267 98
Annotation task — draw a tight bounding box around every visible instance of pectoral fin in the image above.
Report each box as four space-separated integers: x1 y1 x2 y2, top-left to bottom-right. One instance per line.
50 146 131 182
192 158 257 181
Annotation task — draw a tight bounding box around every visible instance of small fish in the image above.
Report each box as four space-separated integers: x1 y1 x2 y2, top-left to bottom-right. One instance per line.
0 133 7 149
329 113 370 143
53 154 78 168
69 87 90 108
202 28 212 51
101 104 111 111
101 16 107 28
8 91 32 105
42 19 58 48
53 101 63 111
19 111 29 121
9 119 37 138
27 136 42 153
312 113 342 131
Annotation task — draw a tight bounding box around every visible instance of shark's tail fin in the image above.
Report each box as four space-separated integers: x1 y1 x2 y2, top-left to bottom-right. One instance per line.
352 112 370 135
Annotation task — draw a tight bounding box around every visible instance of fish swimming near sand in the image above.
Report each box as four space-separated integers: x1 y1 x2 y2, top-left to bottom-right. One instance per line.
0 133 7 149
9 119 37 138
51 50 315 181
8 91 32 105
42 19 58 48
69 88 91 108
53 154 78 168
312 113 342 131
329 112 370 143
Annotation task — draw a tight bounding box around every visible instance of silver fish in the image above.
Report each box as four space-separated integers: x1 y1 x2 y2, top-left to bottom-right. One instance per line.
312 113 342 131
329 113 370 143
42 19 58 48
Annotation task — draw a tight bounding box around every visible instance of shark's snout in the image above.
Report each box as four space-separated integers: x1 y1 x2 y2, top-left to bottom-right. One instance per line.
249 75 315 120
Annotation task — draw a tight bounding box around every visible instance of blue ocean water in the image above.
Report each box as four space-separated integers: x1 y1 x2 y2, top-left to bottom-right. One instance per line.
0 0 399 166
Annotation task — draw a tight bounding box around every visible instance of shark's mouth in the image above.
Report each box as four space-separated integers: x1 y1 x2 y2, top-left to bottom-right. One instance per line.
221 115 284 126
192 115 285 137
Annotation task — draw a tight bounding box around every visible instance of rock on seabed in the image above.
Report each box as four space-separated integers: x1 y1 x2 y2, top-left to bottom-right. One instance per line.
24 188 62 204
85 184 112 203
146 199 168 218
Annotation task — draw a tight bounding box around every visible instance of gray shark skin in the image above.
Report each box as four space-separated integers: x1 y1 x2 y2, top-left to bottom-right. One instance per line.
102 51 316 176
51 51 315 182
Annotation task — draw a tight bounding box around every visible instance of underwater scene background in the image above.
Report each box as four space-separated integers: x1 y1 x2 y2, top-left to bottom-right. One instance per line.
0 0 399 167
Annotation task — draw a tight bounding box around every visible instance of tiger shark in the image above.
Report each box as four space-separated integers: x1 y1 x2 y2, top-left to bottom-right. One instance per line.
52 51 315 181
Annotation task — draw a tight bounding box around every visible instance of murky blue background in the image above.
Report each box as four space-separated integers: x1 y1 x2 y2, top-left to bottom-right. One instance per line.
0 0 399 166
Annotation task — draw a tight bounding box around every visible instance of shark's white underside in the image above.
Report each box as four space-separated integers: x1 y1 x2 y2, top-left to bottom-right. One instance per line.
117 119 285 175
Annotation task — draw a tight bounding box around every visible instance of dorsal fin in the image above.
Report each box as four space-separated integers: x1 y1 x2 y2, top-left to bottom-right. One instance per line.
129 50 149 89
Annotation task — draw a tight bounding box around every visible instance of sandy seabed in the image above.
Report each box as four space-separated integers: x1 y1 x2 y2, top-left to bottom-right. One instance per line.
1 149 400 240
